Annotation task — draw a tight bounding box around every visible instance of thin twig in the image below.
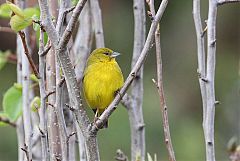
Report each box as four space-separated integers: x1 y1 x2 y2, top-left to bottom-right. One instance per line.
148 1 175 161
58 77 66 87
18 31 40 79
21 143 32 161
217 0 240 5
0 116 16 127
64 6 75 14
40 45 52 57
67 132 76 144
45 90 56 99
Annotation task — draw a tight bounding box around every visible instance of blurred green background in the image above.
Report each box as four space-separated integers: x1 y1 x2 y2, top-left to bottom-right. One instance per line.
0 0 240 161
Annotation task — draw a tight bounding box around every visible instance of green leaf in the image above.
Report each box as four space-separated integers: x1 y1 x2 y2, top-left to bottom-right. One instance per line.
3 84 22 121
6 1 24 17
6 2 38 32
0 112 8 127
23 7 40 19
30 96 41 112
0 51 10 70
10 14 32 32
0 3 11 18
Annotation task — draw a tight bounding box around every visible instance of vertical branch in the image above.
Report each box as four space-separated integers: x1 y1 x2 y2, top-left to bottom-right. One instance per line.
147 0 175 160
128 0 146 160
16 30 25 161
73 0 92 83
55 1 72 161
154 26 176 161
46 48 61 161
73 1 92 161
192 0 211 161
90 0 105 48
16 2 33 159
193 0 207 130
20 29 33 161
38 28 49 161
46 1 63 160
205 0 218 161
16 118 25 161
75 121 87 161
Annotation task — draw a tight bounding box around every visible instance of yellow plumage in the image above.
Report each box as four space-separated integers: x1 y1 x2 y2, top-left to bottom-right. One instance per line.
83 48 124 127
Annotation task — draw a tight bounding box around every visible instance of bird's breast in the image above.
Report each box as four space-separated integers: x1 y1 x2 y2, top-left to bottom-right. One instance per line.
83 61 124 110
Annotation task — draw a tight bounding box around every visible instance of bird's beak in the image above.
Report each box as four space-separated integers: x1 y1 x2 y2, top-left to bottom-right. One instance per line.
111 52 121 58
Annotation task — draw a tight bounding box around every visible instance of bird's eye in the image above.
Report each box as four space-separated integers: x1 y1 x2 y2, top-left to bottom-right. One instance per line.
103 52 109 55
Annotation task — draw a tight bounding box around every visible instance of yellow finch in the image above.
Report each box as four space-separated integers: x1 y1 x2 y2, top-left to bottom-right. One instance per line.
83 48 124 128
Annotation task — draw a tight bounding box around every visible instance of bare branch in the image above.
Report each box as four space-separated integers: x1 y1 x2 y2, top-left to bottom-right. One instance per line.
44 90 56 99
38 27 49 161
127 0 146 160
55 2 72 161
67 132 76 144
148 1 175 161
0 116 16 127
18 31 40 79
21 144 32 161
193 0 219 160
204 1 218 161
15 4 25 158
90 0 105 48
75 119 87 161
16 119 25 161
21 29 33 161
40 45 51 57
72 2 92 160
217 0 240 5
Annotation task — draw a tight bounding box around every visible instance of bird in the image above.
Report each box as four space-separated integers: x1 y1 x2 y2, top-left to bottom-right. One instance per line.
83 48 124 128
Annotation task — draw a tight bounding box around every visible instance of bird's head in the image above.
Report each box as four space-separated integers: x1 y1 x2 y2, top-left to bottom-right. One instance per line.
89 48 121 63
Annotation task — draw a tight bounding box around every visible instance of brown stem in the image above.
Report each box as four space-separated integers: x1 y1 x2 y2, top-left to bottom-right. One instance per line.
147 1 176 160
21 143 32 161
18 31 40 79
0 116 16 127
